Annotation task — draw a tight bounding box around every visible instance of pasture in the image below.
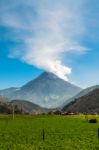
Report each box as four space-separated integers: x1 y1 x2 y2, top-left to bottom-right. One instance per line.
0 115 99 150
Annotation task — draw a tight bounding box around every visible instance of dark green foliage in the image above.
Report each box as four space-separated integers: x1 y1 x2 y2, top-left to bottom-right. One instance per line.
89 119 97 123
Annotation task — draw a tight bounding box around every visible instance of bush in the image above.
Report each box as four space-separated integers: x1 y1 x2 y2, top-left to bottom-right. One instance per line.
89 119 97 123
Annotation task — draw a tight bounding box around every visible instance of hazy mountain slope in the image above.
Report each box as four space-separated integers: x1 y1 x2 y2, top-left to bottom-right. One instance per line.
0 96 8 102
63 88 99 113
0 87 18 100
62 85 99 108
0 72 82 108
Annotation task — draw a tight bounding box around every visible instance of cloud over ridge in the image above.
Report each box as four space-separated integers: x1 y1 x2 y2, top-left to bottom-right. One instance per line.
0 0 88 80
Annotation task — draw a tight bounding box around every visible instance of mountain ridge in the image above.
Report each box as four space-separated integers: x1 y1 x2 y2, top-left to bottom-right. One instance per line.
0 72 82 108
62 88 99 113
61 85 99 108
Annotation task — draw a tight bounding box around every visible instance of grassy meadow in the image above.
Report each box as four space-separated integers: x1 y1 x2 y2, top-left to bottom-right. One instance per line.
0 114 99 150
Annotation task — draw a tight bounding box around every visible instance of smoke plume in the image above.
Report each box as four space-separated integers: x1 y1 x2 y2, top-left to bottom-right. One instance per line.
0 0 87 80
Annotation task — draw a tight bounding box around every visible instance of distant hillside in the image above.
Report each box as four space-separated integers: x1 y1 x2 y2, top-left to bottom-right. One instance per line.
0 87 18 100
0 72 82 108
62 85 99 108
0 99 12 114
63 88 99 114
0 100 48 114
0 96 7 102
10 100 48 114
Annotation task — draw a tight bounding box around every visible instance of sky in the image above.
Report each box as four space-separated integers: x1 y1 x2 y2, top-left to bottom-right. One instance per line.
0 0 99 89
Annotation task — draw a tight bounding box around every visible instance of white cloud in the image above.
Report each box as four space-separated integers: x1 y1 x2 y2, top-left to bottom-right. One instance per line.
0 0 88 80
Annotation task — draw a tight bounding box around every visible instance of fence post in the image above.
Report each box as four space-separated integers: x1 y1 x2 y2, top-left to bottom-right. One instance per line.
12 104 15 120
43 128 45 141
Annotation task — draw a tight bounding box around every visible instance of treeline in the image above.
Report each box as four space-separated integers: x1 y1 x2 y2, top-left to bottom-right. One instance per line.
0 102 23 114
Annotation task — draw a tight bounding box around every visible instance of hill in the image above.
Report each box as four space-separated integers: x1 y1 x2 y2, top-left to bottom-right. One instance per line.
10 100 48 114
0 99 48 114
63 88 99 113
62 85 99 108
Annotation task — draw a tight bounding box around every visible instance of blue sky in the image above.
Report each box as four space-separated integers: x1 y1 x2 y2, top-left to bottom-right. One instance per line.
0 0 99 89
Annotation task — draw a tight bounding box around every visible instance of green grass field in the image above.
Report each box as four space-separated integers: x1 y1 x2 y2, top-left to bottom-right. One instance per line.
0 115 99 150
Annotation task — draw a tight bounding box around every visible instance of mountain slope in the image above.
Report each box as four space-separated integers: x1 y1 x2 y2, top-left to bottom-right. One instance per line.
62 85 99 108
0 96 7 102
0 72 82 108
63 88 99 113
0 87 19 100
